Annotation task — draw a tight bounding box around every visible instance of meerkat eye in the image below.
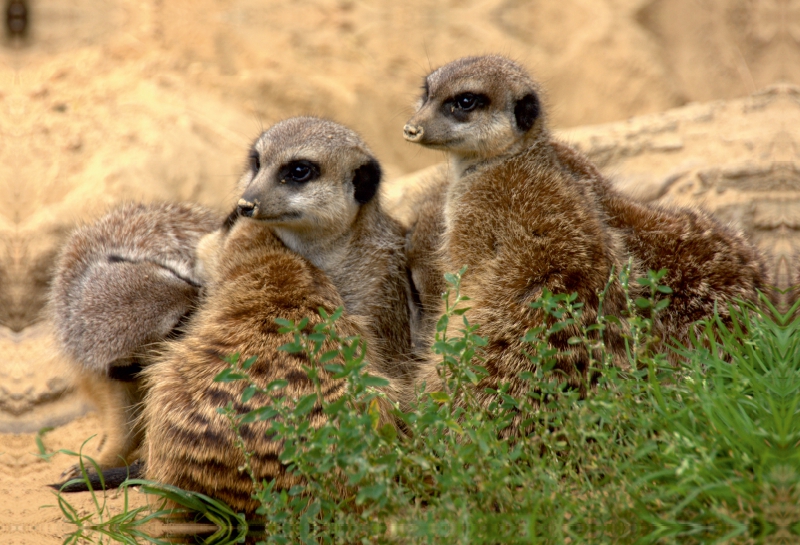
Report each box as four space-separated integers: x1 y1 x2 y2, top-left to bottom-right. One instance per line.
279 160 320 184
444 93 490 120
248 150 260 172
455 92 479 111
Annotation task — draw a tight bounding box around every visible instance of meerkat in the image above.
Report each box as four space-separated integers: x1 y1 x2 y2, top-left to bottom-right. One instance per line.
403 55 767 364
403 56 636 431
233 117 418 383
552 140 768 340
49 201 221 478
52 118 417 494
140 217 401 515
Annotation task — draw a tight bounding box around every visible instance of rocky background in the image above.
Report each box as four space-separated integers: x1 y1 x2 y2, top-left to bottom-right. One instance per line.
1 1 797 541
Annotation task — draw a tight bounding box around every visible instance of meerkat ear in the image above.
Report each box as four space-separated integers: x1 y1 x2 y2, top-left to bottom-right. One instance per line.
514 93 540 132
352 159 382 205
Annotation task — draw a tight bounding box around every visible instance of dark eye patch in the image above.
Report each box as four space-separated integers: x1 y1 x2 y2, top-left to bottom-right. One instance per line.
278 159 320 184
514 93 540 132
248 149 260 173
442 92 491 121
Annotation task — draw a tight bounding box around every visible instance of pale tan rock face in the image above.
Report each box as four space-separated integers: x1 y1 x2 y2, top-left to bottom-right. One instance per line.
560 85 800 274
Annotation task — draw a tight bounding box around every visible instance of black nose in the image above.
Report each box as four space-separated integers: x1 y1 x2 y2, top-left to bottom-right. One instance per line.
237 199 256 217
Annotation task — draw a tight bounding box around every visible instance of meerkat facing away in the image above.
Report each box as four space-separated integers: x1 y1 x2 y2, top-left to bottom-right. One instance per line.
234 117 418 383
49 201 220 477
403 55 767 359
141 217 401 515
552 140 768 340
403 56 636 432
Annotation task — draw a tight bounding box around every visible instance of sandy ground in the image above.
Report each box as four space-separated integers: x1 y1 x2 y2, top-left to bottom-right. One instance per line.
1 1 797 542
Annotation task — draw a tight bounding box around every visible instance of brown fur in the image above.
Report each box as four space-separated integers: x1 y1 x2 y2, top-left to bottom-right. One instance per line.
405 57 635 432
404 55 767 386
235 117 417 386
405 173 449 351
49 202 220 475
141 219 400 515
552 140 768 343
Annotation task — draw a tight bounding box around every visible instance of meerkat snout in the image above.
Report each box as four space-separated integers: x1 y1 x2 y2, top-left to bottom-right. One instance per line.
237 198 258 217
403 123 424 142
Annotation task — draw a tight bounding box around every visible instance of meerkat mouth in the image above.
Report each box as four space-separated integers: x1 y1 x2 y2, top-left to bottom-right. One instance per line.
251 212 302 223
417 137 466 151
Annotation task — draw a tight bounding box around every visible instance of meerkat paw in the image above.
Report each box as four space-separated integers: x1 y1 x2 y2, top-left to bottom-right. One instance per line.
194 231 225 284
59 463 80 481
59 462 96 483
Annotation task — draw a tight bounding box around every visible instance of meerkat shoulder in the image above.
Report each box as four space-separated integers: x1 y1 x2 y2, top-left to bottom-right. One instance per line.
142 219 401 514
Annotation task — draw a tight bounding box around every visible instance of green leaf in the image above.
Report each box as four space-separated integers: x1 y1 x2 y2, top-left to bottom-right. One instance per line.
278 342 303 353
323 397 347 416
355 484 385 505
319 350 340 364
293 393 318 416
266 379 289 392
379 423 397 442
323 363 345 375
307 333 328 343
240 406 279 423
35 426 54 460
408 454 431 470
445 419 463 434
362 375 390 388
429 391 450 404
241 355 258 370
213 368 248 383
655 298 671 311
241 385 258 404
221 353 240 365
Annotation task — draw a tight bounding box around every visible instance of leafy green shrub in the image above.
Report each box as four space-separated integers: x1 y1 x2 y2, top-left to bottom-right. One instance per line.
49 268 799 544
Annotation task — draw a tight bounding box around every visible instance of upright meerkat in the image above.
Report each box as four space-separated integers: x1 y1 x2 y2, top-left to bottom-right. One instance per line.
403 56 636 426
234 117 418 382
404 56 765 362
141 218 400 515
50 201 220 477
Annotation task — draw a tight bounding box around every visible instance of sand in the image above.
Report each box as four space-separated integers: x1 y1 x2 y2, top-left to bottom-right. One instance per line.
1 1 796 542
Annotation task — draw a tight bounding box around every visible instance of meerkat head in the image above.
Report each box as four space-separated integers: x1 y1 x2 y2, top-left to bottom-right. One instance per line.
235 117 382 241
403 55 546 167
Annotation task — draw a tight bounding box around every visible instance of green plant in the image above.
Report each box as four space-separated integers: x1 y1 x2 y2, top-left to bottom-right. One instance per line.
49 269 800 544
48 440 247 544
